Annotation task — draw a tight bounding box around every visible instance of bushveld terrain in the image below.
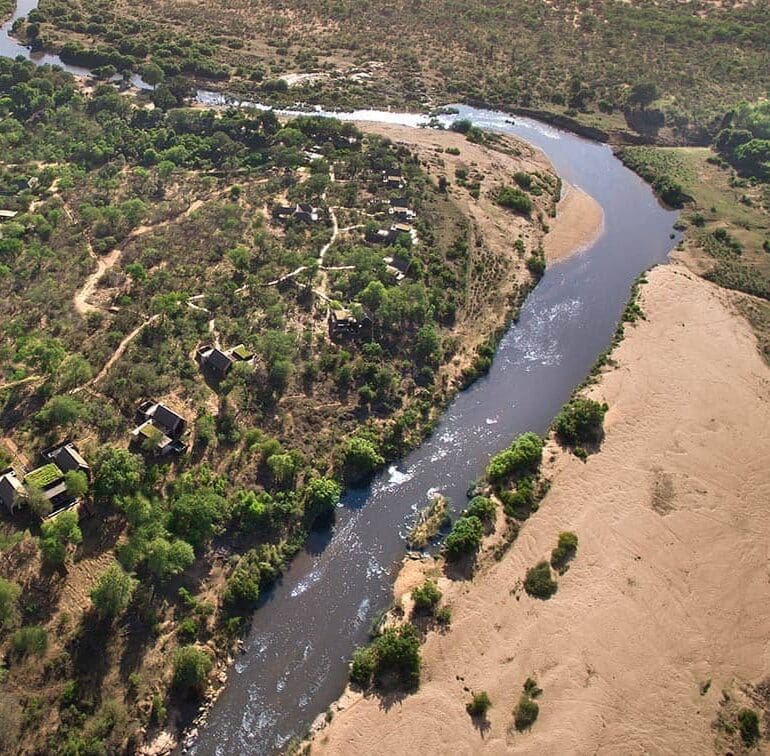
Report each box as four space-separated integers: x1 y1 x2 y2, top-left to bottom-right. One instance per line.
13 0 770 141
0 54 570 753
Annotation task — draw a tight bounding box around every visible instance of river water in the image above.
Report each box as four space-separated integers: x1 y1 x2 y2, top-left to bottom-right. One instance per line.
1 6 678 754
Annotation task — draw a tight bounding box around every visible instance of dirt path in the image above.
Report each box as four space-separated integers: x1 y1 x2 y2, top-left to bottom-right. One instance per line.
310 266 770 755
71 314 160 394
0 375 42 392
72 198 207 317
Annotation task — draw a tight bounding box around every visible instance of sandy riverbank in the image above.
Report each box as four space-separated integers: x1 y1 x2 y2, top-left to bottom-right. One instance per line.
543 182 604 263
307 264 770 755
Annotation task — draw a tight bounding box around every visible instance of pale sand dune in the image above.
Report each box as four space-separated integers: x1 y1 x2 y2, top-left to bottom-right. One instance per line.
310 265 770 755
543 182 604 263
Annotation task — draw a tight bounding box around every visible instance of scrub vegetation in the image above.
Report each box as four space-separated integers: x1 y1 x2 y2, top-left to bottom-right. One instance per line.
17 0 770 142
0 54 550 753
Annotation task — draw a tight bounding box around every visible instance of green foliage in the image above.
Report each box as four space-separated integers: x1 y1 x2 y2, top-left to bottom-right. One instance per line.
93 447 144 503
40 510 83 565
444 515 483 560
303 476 342 525
145 537 195 581
64 470 89 499
486 432 544 483
466 691 492 718
90 563 136 620
342 436 384 479
411 579 442 613
172 646 213 695
553 398 608 445
523 561 557 599
496 186 533 214
514 696 540 731
167 489 227 550
0 577 20 631
618 147 690 207
11 625 48 658
465 495 496 523
550 531 578 571
738 708 760 746
350 623 421 690
36 395 86 429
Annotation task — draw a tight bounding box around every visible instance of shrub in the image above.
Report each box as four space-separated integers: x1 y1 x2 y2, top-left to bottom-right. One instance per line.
435 605 452 626
303 476 342 525
550 531 579 571
350 624 421 690
523 677 542 698
496 186 533 214
465 495 496 523
172 646 213 695
486 432 544 483
553 398 608 445
444 516 483 560
514 696 539 730
90 563 136 620
500 477 537 519
11 625 48 658
411 580 442 612
223 553 262 610
342 437 384 480
524 561 557 599
738 708 760 746
0 578 20 630
466 690 492 718
350 645 377 687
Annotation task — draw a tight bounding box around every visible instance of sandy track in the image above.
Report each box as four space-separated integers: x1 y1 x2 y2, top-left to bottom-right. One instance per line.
310 265 770 755
543 182 604 263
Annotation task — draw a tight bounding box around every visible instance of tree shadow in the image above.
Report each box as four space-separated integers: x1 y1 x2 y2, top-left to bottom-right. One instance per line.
442 553 476 581
470 713 492 737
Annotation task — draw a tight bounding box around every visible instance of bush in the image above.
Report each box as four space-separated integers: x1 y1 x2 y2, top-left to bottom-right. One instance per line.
172 646 213 695
411 579 442 612
444 516 483 560
0 577 20 630
11 625 48 658
350 645 377 687
303 476 342 525
550 531 579 571
514 696 539 730
738 708 760 746
350 624 421 690
90 563 136 620
342 437 384 480
496 186 533 214
553 398 608 445
466 690 492 718
486 432 544 483
465 495 496 523
523 561 557 599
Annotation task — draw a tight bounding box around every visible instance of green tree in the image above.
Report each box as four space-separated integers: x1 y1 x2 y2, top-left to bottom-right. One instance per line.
467 691 492 718
550 531 578 571
168 490 226 549
172 646 213 695
411 579 442 613
444 516 483 560
465 495 496 523
342 437 384 479
64 470 89 499
0 577 20 631
40 510 82 566
738 708 760 746
629 81 659 109
303 476 342 524
145 537 195 581
141 62 165 89
514 696 539 730
25 485 52 518
523 561 557 599
93 447 144 503
553 398 608 445
36 395 86 429
90 563 136 620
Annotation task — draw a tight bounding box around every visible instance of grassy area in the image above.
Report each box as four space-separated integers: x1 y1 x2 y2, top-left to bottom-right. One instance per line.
20 0 770 140
23 463 63 489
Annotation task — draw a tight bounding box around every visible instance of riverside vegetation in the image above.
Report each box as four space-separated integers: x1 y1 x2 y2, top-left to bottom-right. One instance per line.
0 56 555 752
618 99 770 362
14 0 770 143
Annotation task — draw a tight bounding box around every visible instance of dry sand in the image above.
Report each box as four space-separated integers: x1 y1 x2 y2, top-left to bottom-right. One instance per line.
543 182 604 263
309 265 770 755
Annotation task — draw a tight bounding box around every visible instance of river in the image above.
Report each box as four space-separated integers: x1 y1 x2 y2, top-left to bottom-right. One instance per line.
1 6 678 754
